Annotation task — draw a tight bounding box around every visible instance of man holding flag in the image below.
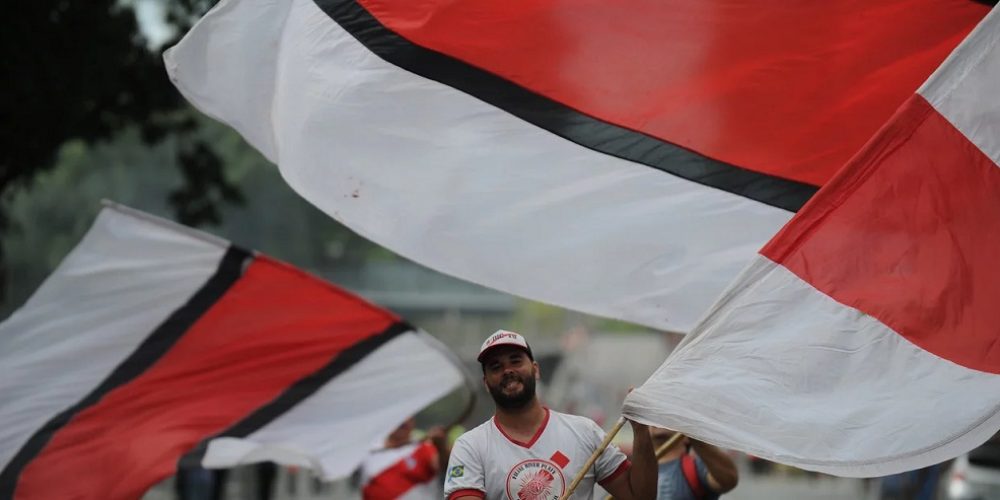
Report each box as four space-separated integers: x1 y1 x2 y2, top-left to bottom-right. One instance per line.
444 330 657 500
160 0 999 483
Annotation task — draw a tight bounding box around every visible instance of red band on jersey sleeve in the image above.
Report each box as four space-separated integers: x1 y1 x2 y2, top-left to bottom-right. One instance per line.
598 459 631 487
448 488 486 499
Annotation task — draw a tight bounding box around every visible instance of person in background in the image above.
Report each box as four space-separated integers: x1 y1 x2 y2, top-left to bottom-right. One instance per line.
650 428 738 499
175 462 277 500
879 464 944 500
174 465 227 500
359 417 452 500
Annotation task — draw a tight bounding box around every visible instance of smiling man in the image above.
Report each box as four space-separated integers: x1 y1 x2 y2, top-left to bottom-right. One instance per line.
444 330 656 500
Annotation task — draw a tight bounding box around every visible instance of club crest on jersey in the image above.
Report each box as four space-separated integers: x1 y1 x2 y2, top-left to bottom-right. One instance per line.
505 459 565 500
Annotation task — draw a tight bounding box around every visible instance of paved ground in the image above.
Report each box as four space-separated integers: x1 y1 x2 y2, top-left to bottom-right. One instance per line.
147 467 881 500
728 473 877 500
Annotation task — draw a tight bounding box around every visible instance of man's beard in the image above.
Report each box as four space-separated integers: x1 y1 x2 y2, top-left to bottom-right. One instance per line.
487 371 537 410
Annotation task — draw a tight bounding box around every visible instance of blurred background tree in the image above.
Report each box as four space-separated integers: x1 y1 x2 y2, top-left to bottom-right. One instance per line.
0 0 238 306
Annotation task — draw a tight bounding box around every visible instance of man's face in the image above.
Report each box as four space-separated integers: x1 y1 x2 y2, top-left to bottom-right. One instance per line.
481 346 538 410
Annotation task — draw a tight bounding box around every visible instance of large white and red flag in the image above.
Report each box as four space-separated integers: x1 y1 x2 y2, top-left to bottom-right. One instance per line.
163 0 989 333
624 6 1000 477
0 202 473 499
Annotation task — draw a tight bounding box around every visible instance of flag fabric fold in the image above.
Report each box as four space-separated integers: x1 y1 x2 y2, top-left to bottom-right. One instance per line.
163 0 988 333
0 202 472 499
624 6 1000 477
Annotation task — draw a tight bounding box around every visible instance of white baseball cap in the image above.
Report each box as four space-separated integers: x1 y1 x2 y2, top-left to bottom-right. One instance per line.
477 329 534 362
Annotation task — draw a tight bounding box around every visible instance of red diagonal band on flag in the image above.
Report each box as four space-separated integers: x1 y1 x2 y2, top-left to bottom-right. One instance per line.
355 0 987 186
762 94 1000 374
14 256 398 499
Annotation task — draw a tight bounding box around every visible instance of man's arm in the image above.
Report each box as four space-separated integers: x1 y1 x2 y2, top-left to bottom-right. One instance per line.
691 440 738 494
602 419 657 500
442 434 486 500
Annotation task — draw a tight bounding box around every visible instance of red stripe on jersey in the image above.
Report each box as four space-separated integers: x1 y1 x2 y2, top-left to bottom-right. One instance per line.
495 408 550 448
598 459 631 487
448 488 486 500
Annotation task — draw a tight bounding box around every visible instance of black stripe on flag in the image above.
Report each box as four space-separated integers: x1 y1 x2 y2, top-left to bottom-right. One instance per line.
314 0 817 211
179 321 413 466
0 246 251 497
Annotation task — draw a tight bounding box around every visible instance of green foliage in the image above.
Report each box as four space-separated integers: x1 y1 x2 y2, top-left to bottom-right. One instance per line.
1 118 381 317
0 0 237 304
2 131 181 315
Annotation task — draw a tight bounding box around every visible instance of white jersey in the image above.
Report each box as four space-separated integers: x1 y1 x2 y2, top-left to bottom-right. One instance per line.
443 409 629 500
360 441 441 500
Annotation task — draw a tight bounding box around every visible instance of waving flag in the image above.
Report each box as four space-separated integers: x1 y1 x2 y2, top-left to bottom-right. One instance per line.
164 0 989 333
0 202 472 499
624 6 1000 477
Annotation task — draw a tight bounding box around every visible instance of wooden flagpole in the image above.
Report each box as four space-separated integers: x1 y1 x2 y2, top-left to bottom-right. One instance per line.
655 431 686 459
559 417 626 500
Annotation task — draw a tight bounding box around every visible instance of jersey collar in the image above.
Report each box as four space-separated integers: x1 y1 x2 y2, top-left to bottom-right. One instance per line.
494 407 550 448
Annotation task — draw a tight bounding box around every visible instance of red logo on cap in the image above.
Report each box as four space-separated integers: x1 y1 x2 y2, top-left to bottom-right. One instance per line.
487 332 518 346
